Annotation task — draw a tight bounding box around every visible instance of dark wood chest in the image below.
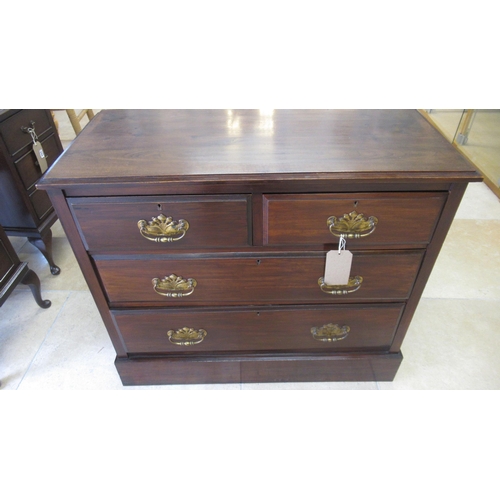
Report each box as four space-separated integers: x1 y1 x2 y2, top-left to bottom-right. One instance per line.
38 110 481 385
0 109 64 274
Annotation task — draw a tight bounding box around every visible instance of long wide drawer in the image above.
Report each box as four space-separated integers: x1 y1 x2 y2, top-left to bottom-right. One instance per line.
68 194 251 251
95 251 423 305
263 192 447 247
112 304 405 354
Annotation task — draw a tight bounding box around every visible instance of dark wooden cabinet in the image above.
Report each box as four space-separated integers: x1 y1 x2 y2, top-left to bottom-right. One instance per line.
0 223 50 308
0 109 64 274
38 110 482 385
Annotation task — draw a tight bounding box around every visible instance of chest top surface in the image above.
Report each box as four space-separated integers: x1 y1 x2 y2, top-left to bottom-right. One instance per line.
39 109 480 187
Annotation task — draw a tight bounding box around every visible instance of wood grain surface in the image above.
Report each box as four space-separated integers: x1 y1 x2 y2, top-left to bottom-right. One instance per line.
40 110 480 186
113 304 404 354
95 251 423 305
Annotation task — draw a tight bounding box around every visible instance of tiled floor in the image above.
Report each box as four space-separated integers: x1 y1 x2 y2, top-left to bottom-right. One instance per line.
1 113 500 390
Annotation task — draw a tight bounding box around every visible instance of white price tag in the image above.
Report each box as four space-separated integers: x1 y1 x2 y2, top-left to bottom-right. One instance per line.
324 249 353 285
33 141 48 173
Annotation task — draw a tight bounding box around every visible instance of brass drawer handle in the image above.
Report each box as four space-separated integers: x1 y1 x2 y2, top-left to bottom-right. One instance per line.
152 274 197 297
318 276 363 295
311 323 350 342
327 211 378 239
168 327 207 346
138 214 189 242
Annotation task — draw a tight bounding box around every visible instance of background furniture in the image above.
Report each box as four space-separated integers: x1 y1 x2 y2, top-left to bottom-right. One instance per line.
421 109 500 198
0 223 51 308
38 110 481 386
0 109 64 274
66 109 94 135
51 109 95 136
455 109 476 145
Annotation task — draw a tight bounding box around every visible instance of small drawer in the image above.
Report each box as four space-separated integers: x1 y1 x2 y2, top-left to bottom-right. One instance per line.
112 304 404 354
29 189 53 220
69 195 251 252
14 133 62 190
263 192 447 247
95 251 423 306
0 110 54 157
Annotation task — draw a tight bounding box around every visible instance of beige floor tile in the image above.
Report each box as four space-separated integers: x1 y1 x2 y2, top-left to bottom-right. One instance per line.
455 182 500 220
378 298 500 389
15 291 239 390
422 219 500 300
8 235 27 254
0 290 70 389
16 224 89 293
50 219 66 238
17 291 122 390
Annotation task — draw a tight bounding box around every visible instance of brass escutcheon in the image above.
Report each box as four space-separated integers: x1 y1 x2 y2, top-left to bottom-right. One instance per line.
318 276 363 295
311 323 350 342
152 274 197 297
138 214 189 242
327 211 378 238
168 327 207 346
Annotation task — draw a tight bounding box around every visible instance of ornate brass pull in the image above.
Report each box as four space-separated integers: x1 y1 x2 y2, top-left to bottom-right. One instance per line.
152 274 197 297
318 276 363 295
327 211 378 239
138 214 189 242
311 323 350 342
167 327 207 346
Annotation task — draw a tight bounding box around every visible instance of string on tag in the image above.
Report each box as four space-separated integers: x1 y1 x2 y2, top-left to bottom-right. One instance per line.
338 234 346 254
27 127 39 145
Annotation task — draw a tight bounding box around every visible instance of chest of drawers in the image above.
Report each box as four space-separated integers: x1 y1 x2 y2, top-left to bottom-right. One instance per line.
38 110 481 385
0 109 64 274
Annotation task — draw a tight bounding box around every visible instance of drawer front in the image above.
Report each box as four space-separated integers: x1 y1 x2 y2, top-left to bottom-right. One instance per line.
263 192 447 247
0 110 54 157
29 189 53 220
69 195 251 251
112 304 404 354
96 251 423 305
14 133 62 190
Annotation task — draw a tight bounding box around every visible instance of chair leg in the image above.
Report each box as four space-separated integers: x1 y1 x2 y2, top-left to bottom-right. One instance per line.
66 109 82 134
86 109 95 120
51 111 59 131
